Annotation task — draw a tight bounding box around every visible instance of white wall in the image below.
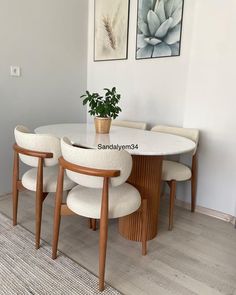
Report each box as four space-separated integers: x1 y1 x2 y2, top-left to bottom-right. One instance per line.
179 0 236 216
87 0 236 216
0 0 88 194
87 0 196 127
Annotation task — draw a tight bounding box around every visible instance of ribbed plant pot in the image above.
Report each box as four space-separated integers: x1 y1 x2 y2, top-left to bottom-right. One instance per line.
94 117 112 134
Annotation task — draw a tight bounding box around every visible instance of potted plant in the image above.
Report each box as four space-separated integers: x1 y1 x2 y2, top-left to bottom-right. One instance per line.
81 87 122 134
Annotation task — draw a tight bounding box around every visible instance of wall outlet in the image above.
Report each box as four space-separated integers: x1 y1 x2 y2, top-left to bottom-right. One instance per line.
10 66 21 77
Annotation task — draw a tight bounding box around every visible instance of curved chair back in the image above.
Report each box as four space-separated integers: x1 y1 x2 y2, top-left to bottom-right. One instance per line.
112 120 147 130
151 125 199 154
14 125 61 167
61 137 132 188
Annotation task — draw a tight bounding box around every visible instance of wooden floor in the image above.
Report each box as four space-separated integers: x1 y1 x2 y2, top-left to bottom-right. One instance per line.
0 192 235 295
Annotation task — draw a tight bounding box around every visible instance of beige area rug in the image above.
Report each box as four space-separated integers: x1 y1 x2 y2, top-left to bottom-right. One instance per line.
0 213 121 295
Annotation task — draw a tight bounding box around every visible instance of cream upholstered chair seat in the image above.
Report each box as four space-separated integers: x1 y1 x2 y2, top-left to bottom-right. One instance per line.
112 120 147 130
162 160 192 182
67 182 141 219
22 166 75 193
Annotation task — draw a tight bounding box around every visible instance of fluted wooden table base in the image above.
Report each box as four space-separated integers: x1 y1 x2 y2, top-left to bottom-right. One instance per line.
119 155 163 241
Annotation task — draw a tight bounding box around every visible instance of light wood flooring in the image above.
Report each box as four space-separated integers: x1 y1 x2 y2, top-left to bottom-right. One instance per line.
0 192 235 295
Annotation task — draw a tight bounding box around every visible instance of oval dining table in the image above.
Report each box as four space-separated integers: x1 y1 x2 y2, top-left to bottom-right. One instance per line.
35 123 196 242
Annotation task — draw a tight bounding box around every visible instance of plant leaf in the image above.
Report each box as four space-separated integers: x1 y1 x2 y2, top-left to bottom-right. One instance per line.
155 17 173 38
155 0 166 23
138 17 150 36
164 0 175 18
82 87 121 118
172 0 183 12
164 23 181 44
170 42 180 55
140 0 154 22
154 0 159 14
170 6 182 28
144 37 162 46
82 98 89 105
152 43 171 57
137 45 153 58
147 10 161 36
137 34 148 48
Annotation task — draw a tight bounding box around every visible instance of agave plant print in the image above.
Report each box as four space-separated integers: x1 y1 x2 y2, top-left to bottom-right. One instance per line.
94 0 130 61
136 0 184 59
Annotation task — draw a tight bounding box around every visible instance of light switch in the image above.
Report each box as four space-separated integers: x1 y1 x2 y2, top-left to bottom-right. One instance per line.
10 66 21 77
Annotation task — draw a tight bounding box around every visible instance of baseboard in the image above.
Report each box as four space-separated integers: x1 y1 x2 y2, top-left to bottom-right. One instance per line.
232 216 236 228
175 198 235 226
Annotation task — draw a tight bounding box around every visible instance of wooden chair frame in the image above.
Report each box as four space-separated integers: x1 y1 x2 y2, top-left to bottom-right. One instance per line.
52 156 148 292
167 152 198 231
12 143 53 249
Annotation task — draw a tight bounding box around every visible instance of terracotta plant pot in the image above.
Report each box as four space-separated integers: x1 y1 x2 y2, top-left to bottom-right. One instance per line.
94 117 112 134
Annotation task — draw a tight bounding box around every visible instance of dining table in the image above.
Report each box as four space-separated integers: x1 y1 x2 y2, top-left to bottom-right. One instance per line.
35 123 196 242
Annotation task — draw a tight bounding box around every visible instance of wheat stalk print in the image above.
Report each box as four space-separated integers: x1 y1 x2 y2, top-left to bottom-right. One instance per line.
103 16 117 50
95 0 129 60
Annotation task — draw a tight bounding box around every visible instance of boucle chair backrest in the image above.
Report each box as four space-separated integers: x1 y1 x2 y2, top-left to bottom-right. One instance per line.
112 120 147 130
61 137 132 188
151 125 199 154
14 125 61 167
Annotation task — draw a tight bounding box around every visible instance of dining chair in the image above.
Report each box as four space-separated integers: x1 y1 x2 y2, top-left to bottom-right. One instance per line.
112 119 147 130
151 125 199 230
13 125 75 249
52 137 148 292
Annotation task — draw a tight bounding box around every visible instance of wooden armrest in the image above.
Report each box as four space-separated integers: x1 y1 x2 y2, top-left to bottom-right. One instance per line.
59 157 120 178
13 143 53 159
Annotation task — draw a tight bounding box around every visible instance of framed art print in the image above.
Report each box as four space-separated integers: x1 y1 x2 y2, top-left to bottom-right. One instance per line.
94 0 130 61
136 0 184 59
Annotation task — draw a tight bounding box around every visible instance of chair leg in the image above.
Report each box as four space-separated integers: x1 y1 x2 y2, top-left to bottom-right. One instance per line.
52 166 64 260
191 177 196 213
99 178 109 292
191 172 197 213
141 198 148 256
168 180 176 231
52 200 62 260
191 154 197 212
35 192 48 249
35 158 44 250
88 219 97 230
12 151 19 226
99 217 108 291
35 191 43 249
12 183 19 226
92 219 97 231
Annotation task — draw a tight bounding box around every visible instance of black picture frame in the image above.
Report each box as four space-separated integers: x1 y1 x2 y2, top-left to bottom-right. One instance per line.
94 0 130 62
135 0 185 60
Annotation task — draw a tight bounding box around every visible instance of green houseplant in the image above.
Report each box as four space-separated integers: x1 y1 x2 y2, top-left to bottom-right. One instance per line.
81 87 122 134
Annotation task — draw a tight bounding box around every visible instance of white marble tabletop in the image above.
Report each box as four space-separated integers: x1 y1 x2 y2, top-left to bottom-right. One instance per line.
35 123 196 156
